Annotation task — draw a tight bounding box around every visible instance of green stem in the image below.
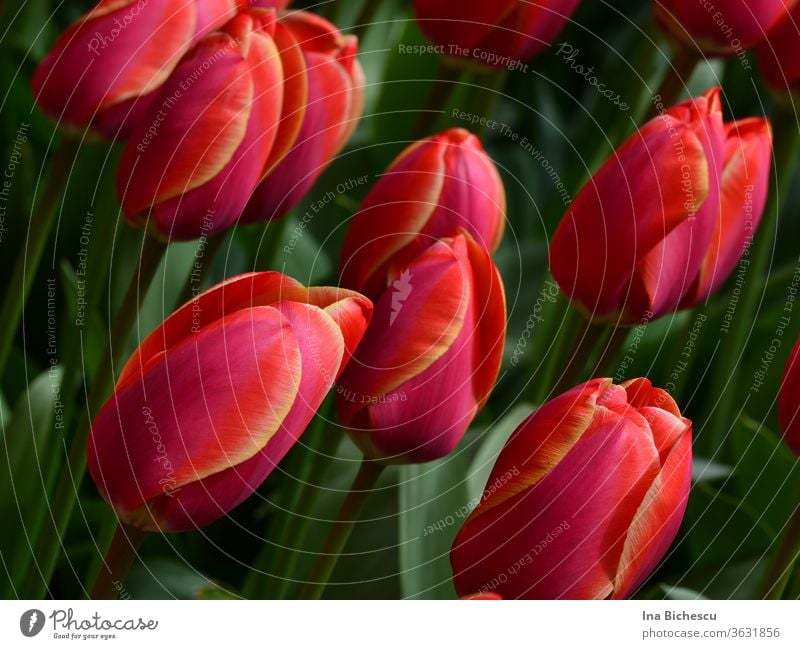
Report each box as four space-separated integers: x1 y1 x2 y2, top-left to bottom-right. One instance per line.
648 47 698 118
524 278 568 404
531 300 582 403
462 70 508 138
592 324 631 380
761 499 800 599
352 0 381 40
89 523 144 600
409 62 462 141
255 217 290 271
0 138 79 375
175 233 227 308
552 318 611 395
297 460 384 599
241 398 340 598
705 106 800 452
21 234 166 598
83 511 121 595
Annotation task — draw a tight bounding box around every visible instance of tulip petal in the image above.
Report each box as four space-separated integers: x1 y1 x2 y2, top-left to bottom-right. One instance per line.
88 306 302 527
779 340 800 455
452 415 660 599
472 379 611 516
118 302 341 532
693 118 772 302
551 115 710 319
340 138 446 296
466 233 507 410
32 1 196 132
119 15 270 217
117 273 370 389
613 429 692 598
260 22 309 175
476 0 581 63
338 237 470 433
151 24 285 238
243 48 353 220
413 0 519 51
340 232 503 463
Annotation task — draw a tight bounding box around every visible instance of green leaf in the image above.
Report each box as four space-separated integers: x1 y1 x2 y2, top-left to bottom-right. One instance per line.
660 584 708 600
398 455 470 600
692 457 732 484
0 366 63 596
125 558 235 600
679 482 772 570
730 416 800 537
467 403 534 502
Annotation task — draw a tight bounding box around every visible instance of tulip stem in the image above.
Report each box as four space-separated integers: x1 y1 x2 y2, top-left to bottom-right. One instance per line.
761 498 800 599
21 234 166 598
174 233 227 308
532 301 582 403
705 106 800 453
410 61 462 140
89 523 145 600
298 459 385 599
353 0 381 40
241 398 340 599
649 47 697 118
0 138 79 376
551 314 611 396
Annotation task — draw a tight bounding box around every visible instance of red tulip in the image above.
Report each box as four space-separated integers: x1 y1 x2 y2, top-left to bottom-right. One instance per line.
88 272 372 532
340 128 506 299
551 87 772 323
779 338 800 455
692 117 772 302
655 0 796 56
31 1 289 138
117 8 284 240
757 3 800 90
242 11 365 222
451 378 692 599
413 0 580 68
337 231 506 464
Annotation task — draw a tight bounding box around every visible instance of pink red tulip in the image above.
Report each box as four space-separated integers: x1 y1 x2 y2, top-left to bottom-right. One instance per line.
340 128 505 299
779 338 800 455
32 1 289 138
757 3 800 90
413 0 580 68
88 272 372 532
337 231 506 464
655 0 795 56
551 87 772 323
117 8 284 240
451 378 692 599
242 11 365 221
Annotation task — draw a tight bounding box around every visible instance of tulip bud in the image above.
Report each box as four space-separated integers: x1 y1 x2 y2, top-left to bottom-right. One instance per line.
655 0 795 57
757 3 800 90
88 272 372 532
31 1 270 139
413 0 580 69
551 87 772 323
242 11 365 222
779 338 800 455
451 378 692 599
337 231 506 464
117 8 285 240
341 128 506 299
